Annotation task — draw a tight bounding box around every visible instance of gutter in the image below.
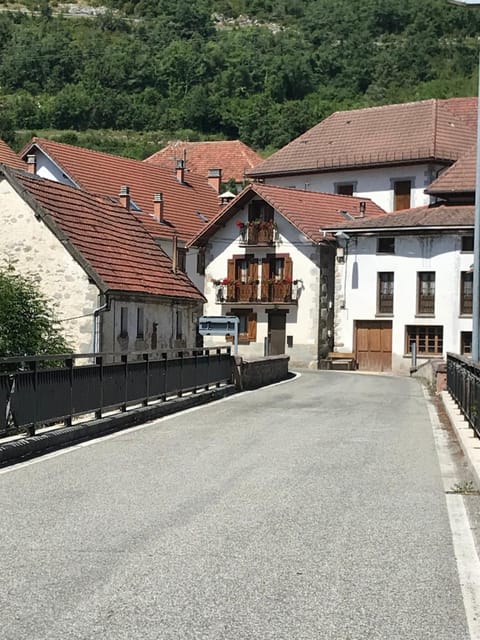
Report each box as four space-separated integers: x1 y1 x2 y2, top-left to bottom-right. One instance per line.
93 295 110 353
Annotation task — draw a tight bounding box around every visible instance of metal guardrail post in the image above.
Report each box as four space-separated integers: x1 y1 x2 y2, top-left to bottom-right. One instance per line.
96 355 103 419
178 351 184 397
65 357 74 427
216 348 221 388
121 354 128 412
205 348 210 391
27 360 38 437
162 352 168 401
143 353 149 407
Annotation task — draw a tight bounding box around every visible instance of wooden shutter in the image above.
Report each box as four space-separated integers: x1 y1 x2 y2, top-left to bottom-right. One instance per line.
247 312 257 340
394 180 411 211
284 256 293 280
227 258 235 299
261 258 270 300
248 258 258 281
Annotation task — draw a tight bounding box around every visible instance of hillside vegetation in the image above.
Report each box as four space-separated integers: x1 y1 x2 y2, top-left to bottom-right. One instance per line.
1 0 480 157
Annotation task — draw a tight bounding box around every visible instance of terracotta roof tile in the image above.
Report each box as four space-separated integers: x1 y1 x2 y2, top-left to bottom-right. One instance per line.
12 171 204 300
145 140 262 183
249 99 476 178
189 184 387 246
20 138 220 243
0 140 25 170
443 97 478 132
427 145 476 194
322 203 474 231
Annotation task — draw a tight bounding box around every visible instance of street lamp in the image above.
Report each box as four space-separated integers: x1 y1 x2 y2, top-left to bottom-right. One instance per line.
448 0 480 361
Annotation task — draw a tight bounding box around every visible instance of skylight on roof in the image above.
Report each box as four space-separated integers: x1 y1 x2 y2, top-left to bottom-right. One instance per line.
130 199 142 212
196 211 209 222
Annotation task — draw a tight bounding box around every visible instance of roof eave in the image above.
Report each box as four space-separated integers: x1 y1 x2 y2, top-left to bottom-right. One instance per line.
323 224 474 234
247 156 453 179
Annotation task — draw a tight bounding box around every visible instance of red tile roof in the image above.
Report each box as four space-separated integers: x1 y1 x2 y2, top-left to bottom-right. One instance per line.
145 140 263 183
189 184 387 246
322 203 474 231
248 99 476 178
427 145 476 194
0 139 25 170
10 170 204 300
443 97 478 133
20 138 220 243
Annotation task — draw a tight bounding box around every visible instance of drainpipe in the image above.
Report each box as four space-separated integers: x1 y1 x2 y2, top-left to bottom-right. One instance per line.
93 295 110 353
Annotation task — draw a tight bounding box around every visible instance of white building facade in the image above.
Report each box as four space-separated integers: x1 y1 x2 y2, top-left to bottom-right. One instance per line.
326 208 474 374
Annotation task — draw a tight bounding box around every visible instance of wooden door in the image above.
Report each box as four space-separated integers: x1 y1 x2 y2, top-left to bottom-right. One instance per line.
268 312 286 355
355 320 392 372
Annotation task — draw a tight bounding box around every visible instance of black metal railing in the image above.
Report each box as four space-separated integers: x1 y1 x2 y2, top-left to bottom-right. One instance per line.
447 352 480 438
0 347 233 438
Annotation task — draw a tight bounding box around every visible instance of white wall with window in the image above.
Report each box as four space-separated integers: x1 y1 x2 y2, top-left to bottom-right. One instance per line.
263 163 439 213
334 232 473 374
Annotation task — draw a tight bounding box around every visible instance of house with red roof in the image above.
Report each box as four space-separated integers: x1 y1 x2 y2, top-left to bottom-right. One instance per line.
144 140 263 188
323 203 474 374
19 138 221 292
0 164 205 355
189 183 386 367
248 98 477 214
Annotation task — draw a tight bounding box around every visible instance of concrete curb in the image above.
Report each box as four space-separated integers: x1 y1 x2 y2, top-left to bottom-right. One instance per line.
0 385 237 468
441 390 480 489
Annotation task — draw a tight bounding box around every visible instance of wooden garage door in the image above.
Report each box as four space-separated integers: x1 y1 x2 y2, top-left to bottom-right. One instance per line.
355 320 392 372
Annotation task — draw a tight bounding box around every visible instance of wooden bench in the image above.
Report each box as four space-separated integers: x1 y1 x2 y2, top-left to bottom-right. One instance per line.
319 352 357 371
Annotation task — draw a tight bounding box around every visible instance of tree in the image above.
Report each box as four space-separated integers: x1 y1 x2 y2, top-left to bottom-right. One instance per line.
0 263 72 358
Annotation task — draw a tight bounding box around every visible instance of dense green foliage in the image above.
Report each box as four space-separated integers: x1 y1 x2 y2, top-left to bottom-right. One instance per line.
1 0 480 154
0 263 71 357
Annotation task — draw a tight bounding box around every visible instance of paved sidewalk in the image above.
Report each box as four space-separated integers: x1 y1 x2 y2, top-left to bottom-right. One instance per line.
441 391 480 489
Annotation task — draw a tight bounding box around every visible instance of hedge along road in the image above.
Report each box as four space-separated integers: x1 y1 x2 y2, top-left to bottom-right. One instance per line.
0 370 478 640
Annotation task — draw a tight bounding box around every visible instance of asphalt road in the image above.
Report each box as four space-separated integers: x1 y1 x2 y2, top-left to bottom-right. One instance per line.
0 371 474 639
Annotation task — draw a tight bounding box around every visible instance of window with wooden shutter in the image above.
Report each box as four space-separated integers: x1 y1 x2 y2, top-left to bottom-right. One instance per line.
229 309 257 342
461 271 473 315
284 256 293 282
417 272 435 315
197 247 206 275
393 180 411 211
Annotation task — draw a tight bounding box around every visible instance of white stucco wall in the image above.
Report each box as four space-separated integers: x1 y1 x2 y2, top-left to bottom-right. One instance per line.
264 163 443 212
198 200 325 367
101 297 202 355
334 233 473 374
0 177 99 352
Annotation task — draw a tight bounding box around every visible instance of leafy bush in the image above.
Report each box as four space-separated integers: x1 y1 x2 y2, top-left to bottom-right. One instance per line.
0 262 72 359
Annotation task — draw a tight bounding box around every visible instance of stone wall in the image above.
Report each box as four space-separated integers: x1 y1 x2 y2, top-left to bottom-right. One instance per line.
234 355 290 390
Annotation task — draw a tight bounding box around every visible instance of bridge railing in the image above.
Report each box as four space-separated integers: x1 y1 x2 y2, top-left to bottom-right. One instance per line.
446 352 480 438
0 347 233 438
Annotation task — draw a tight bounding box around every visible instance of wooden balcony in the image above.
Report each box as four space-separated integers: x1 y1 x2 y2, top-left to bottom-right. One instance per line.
217 281 295 304
239 222 276 246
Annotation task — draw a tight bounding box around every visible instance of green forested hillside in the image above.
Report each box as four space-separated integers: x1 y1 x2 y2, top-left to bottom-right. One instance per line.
1 0 480 157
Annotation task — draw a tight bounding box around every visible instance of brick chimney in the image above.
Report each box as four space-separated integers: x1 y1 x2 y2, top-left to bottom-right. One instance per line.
176 159 185 184
153 192 164 223
26 154 36 174
359 201 366 218
119 185 130 211
208 168 222 193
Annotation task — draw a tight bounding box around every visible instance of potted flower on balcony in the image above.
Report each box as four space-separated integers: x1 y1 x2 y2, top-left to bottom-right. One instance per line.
236 220 247 242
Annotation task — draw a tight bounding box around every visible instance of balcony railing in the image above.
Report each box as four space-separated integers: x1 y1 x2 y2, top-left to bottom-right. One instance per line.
238 222 276 245
216 281 296 304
